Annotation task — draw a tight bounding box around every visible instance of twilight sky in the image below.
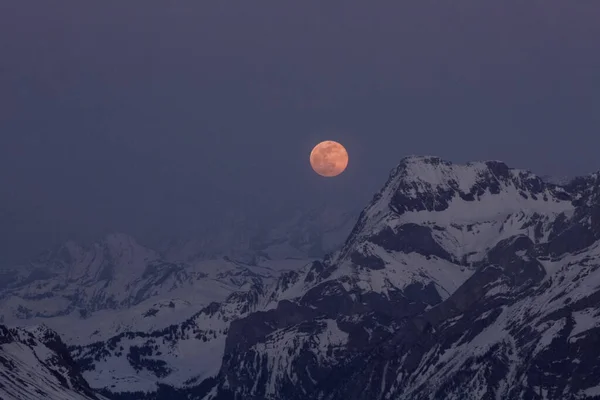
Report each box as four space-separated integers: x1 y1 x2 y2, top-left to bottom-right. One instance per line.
1 1 600 264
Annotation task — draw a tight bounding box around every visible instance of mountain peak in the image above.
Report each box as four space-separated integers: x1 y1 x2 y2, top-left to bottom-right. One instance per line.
206 158 600 399
369 156 571 222
336 156 577 275
390 156 511 189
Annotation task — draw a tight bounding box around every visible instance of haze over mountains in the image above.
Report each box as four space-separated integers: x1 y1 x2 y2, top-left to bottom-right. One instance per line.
2 156 600 399
0 206 358 342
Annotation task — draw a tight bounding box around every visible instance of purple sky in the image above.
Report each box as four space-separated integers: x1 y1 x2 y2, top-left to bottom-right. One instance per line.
1 1 600 263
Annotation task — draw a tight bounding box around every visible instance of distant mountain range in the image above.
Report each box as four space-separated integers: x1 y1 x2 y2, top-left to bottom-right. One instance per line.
0 205 358 345
158 206 359 262
2 156 600 399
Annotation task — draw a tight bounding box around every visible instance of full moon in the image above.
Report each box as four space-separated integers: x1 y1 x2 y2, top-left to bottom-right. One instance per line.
310 140 349 177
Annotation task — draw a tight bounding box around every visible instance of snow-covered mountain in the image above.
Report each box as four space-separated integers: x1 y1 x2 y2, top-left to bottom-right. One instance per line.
0 206 358 396
4 155 600 400
0 233 309 345
69 287 261 395
0 324 106 399
202 156 600 400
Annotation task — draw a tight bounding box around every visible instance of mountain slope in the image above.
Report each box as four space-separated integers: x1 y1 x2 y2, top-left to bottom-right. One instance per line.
69 284 267 395
0 233 306 346
206 156 600 400
0 324 106 400
325 236 600 399
0 207 358 397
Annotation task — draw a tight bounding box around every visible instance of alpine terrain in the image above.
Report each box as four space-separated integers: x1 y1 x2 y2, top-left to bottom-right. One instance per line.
0 324 107 399
2 155 600 400
0 206 358 397
206 156 600 400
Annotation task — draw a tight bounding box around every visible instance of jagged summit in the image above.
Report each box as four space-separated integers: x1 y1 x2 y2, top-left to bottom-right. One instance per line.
269 157 596 315
379 155 570 213
387 155 550 190
344 156 573 256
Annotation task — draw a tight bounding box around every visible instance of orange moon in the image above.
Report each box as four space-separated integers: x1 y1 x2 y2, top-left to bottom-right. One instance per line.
309 140 349 177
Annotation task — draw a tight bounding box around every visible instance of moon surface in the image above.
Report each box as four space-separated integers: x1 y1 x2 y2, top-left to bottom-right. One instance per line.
310 140 349 177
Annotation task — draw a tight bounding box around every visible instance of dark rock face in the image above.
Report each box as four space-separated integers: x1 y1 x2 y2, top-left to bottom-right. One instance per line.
370 224 452 262
486 235 546 287
390 182 456 214
349 249 385 269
